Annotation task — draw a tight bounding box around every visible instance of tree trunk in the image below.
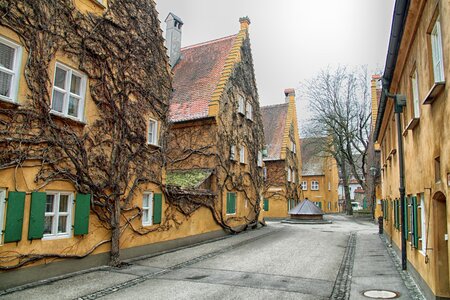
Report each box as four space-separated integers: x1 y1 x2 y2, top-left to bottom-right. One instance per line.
110 197 121 266
341 165 353 216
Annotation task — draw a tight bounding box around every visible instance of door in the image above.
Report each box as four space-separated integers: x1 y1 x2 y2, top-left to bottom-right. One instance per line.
433 192 449 297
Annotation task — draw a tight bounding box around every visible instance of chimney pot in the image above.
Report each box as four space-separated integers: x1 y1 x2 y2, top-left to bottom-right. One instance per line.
239 16 251 30
284 88 295 103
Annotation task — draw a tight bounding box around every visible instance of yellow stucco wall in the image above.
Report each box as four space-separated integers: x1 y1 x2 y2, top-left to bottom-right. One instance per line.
378 0 450 297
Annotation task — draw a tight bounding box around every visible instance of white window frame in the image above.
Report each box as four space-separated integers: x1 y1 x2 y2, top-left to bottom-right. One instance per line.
246 102 253 120
51 62 86 121
239 146 246 164
0 36 22 103
301 181 307 190
291 140 296 153
431 17 445 83
257 151 263 167
0 189 6 244
263 167 267 181
238 95 245 115
142 192 153 226
147 118 158 146
419 193 427 255
411 68 420 118
328 181 331 191
43 191 73 240
311 180 319 191
292 169 296 183
230 145 236 161
287 168 291 182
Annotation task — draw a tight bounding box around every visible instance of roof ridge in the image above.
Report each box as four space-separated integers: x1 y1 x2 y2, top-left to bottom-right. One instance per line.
260 102 289 109
181 34 238 51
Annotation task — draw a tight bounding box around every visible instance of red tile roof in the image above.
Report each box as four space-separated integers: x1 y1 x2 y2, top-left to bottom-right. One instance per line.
300 137 327 176
261 103 289 160
169 34 237 122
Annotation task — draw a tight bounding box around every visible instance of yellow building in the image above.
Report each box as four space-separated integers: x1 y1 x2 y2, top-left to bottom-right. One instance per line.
260 89 302 219
300 138 339 213
374 0 450 298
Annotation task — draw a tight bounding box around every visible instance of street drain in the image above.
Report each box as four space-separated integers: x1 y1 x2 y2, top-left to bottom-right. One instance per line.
362 290 399 299
186 275 208 280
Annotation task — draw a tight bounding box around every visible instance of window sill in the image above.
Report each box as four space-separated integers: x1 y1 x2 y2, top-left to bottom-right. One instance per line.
50 111 87 126
147 142 161 149
88 0 106 9
403 118 420 136
42 234 71 241
423 81 445 105
0 97 20 108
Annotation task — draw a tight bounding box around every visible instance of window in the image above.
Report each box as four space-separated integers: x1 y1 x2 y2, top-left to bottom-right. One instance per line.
292 169 296 183
148 118 158 145
263 198 269 211
291 140 296 153
239 146 246 164
230 145 236 161
238 95 245 114
301 181 307 190
311 180 319 190
142 192 153 226
328 181 331 191
435 156 441 182
411 68 420 118
419 194 426 254
314 201 322 209
430 17 445 83
263 167 267 181
0 189 5 244
257 151 263 167
246 103 253 120
287 168 291 182
226 192 236 214
44 192 73 239
0 36 22 103
51 63 86 120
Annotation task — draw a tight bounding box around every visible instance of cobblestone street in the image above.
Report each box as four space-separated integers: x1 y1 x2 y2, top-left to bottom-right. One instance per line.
1 215 424 300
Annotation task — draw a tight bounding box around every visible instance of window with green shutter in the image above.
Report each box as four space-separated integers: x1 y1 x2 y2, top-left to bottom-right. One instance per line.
153 193 162 224
403 196 409 240
28 192 46 240
412 196 419 248
4 191 25 243
74 193 91 235
226 192 236 214
263 198 269 211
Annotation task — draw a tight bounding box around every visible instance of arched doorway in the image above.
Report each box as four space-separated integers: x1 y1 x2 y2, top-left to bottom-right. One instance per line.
433 191 449 297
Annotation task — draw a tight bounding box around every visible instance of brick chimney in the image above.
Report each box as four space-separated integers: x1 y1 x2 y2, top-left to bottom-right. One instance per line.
165 13 183 67
284 88 295 103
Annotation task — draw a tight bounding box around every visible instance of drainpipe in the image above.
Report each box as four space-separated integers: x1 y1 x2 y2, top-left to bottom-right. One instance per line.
386 91 407 270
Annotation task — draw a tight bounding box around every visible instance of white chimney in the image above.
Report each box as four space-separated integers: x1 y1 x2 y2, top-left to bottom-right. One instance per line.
165 13 183 68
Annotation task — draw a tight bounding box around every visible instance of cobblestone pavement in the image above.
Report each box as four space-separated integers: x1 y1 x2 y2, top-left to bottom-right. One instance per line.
1 215 425 299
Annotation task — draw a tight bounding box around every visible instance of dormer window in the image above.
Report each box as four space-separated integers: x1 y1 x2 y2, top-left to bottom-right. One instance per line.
238 94 245 115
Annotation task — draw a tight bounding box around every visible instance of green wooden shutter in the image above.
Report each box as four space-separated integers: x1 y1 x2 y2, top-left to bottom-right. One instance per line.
226 193 236 214
394 200 398 229
412 196 419 248
263 199 269 211
153 193 162 224
74 193 91 235
4 191 26 243
403 197 409 240
28 192 46 240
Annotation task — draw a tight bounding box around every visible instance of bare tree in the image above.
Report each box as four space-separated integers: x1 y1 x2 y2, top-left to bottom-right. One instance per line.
303 66 371 215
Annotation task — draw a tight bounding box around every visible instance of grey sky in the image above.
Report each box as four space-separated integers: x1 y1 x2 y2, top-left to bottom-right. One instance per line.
155 0 395 123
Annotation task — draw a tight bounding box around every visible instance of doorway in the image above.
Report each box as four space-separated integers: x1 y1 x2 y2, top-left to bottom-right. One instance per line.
433 191 449 297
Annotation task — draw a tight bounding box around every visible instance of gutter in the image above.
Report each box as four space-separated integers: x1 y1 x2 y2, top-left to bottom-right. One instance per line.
374 0 410 141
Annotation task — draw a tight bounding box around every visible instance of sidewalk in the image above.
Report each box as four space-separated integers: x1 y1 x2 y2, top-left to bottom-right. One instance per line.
349 230 425 300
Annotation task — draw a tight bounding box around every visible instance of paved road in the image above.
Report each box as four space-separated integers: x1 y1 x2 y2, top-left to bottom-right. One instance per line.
1 215 424 299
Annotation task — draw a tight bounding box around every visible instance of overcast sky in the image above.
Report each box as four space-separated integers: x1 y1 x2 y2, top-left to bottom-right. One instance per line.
155 0 395 124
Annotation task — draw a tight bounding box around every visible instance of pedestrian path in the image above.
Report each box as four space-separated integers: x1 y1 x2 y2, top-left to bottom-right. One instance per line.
349 227 425 299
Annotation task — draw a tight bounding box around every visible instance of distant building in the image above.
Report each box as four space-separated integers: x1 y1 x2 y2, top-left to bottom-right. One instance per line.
260 89 302 219
300 138 339 213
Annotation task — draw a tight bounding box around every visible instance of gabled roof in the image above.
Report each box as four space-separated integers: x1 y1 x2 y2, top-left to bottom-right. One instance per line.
169 35 237 122
301 137 327 176
260 103 289 160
